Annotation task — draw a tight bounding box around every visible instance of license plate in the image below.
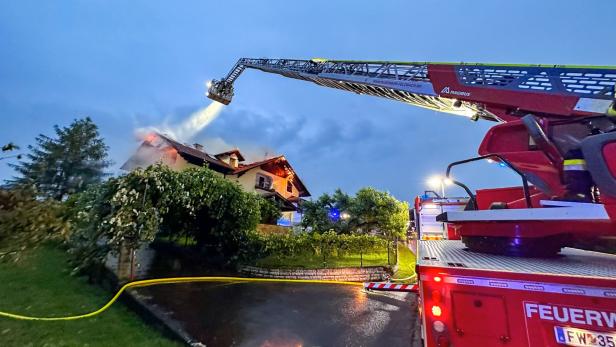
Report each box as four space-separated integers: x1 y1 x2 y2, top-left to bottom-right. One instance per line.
555 326 616 347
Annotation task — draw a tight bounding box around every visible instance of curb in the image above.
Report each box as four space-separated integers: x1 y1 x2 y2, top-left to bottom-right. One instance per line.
99 267 199 346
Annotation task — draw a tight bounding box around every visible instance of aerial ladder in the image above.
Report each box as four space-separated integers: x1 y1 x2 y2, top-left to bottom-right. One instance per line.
208 58 616 256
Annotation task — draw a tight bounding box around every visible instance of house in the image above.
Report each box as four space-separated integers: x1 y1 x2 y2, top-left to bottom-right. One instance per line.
121 133 310 225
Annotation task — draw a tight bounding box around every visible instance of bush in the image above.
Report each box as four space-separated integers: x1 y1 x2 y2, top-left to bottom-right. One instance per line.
64 183 114 275
0 188 69 262
65 164 264 272
258 197 282 225
250 231 387 264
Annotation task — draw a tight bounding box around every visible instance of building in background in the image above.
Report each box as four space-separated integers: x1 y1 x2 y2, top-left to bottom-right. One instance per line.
121 133 310 225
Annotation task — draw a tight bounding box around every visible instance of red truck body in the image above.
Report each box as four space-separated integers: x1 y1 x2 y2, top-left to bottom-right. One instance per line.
417 240 616 347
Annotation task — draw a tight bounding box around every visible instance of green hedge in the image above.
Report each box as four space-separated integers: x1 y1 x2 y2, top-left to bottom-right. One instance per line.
251 231 391 265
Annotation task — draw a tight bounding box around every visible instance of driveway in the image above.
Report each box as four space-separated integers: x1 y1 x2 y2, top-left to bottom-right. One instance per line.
137 282 421 346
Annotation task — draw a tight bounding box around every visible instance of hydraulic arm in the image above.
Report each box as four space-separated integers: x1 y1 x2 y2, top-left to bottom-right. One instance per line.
208 58 616 256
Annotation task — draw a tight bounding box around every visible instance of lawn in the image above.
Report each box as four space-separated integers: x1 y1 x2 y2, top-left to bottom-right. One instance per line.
0 245 181 346
255 249 392 269
394 243 417 280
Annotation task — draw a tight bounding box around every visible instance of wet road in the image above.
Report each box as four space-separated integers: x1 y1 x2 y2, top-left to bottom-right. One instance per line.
138 282 420 347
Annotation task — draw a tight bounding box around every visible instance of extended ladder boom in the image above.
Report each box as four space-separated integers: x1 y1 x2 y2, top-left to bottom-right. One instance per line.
207 57 616 256
208 58 616 122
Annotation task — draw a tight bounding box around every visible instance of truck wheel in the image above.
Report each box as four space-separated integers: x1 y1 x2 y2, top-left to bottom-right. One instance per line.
462 235 567 257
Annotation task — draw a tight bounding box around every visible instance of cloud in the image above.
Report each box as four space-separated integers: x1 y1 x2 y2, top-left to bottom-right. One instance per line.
196 105 386 162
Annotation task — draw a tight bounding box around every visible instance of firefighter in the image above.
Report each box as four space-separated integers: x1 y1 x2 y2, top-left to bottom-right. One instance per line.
562 149 593 202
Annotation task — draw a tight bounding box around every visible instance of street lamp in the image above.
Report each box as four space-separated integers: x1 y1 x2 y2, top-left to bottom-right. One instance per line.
427 175 452 197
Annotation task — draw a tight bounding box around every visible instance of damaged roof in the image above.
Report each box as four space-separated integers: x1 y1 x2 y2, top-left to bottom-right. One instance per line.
127 132 310 197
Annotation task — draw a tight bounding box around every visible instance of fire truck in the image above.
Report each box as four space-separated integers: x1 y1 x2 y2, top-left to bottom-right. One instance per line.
207 58 616 346
413 192 469 240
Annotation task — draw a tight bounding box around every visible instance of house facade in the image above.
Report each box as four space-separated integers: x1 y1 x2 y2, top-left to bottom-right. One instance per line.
121 133 310 224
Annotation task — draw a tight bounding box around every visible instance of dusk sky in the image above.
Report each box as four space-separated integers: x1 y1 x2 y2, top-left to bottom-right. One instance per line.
1 1 614 201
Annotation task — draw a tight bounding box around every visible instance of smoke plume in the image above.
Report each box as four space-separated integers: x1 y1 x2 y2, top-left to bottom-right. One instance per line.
136 101 224 142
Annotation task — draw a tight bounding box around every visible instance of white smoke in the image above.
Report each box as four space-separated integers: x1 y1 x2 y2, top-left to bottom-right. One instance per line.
136 100 224 142
197 136 276 162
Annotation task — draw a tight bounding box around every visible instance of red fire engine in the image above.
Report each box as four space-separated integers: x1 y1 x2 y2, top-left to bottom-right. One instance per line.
418 240 616 346
207 58 616 346
413 192 469 240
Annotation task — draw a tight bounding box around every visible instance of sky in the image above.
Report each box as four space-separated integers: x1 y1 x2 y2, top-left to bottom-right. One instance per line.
1 0 614 202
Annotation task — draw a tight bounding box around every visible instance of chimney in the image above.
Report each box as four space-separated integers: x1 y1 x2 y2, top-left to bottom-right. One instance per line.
193 143 203 151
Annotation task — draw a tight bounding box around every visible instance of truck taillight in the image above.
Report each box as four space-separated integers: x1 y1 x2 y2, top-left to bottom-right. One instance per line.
431 305 442 317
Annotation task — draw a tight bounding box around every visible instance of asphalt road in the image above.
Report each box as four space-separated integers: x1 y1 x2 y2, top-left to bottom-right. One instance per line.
138 282 421 347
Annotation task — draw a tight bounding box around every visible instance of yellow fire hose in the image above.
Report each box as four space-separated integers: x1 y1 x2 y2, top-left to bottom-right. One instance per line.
0 276 364 321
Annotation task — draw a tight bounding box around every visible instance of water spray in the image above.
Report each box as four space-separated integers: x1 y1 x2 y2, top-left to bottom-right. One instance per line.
136 82 225 142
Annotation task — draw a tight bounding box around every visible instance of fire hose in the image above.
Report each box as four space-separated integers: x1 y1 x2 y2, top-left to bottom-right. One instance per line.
0 276 365 321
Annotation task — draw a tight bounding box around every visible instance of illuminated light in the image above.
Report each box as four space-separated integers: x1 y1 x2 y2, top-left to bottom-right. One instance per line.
434 276 442 283
427 176 443 189
486 158 495 164
206 80 212 88
433 320 445 333
424 203 438 209
341 212 351 220
443 178 453 186
328 208 340 222
431 305 442 317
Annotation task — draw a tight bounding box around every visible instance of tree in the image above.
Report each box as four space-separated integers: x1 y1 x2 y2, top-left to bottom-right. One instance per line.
178 167 261 261
351 187 409 239
0 142 21 161
301 187 408 238
352 187 409 264
1 143 19 152
0 187 69 262
301 189 354 233
66 164 263 273
258 197 282 225
8 118 111 200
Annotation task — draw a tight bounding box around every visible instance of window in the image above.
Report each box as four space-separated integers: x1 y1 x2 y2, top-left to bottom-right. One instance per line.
256 173 273 190
286 181 293 193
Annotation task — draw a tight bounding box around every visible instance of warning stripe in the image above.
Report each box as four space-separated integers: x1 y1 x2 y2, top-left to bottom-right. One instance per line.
421 274 616 299
363 282 418 292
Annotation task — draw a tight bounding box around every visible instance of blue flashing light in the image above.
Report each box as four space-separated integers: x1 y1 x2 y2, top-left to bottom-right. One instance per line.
328 207 340 222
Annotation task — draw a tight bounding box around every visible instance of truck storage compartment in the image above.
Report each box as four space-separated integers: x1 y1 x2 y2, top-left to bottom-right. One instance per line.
451 292 510 343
